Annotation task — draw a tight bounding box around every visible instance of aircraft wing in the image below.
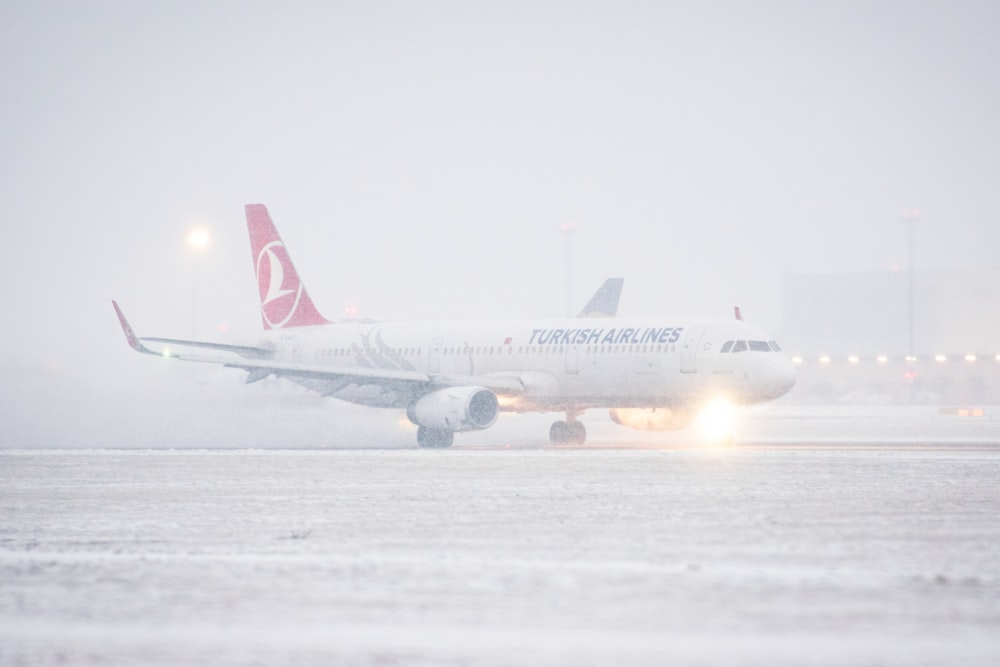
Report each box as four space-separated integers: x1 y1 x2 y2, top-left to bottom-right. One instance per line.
112 301 524 396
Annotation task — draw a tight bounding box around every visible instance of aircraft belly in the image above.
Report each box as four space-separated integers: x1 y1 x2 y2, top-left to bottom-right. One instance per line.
286 377 411 409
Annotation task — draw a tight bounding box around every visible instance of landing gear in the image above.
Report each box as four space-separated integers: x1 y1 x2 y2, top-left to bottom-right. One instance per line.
549 420 586 445
417 427 454 449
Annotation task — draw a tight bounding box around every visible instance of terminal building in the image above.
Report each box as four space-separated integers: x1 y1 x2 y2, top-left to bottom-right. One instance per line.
779 269 1000 404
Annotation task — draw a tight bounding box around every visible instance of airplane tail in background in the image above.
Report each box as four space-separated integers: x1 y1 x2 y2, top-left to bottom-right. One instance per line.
578 278 624 318
246 204 331 330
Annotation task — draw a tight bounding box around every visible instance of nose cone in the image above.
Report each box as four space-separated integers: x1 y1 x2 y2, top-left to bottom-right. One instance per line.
765 356 797 400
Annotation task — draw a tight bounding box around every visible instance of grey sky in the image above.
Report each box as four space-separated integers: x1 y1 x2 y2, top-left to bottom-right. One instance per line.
2 1 998 444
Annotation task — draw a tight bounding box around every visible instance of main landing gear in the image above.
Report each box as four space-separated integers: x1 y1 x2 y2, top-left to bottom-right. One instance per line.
549 419 586 445
417 426 454 448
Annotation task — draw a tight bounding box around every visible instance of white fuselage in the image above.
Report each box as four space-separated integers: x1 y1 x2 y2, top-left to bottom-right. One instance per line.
247 316 796 413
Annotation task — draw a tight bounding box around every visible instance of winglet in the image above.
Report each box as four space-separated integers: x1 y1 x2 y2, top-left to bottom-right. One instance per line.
734 306 743 321
246 204 331 330
112 301 156 355
578 278 624 318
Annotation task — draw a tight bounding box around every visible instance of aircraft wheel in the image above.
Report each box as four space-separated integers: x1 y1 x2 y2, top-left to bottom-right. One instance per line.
568 421 587 444
549 421 568 444
417 427 454 448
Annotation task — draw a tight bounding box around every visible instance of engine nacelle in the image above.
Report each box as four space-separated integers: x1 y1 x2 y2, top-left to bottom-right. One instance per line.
408 386 499 432
609 407 694 432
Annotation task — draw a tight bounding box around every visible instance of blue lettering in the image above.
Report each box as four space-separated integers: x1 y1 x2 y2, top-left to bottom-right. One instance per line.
588 329 603 344
658 328 673 344
669 327 683 343
529 329 542 344
602 329 617 345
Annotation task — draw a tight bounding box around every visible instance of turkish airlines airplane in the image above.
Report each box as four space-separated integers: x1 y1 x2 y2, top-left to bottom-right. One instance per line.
113 204 796 447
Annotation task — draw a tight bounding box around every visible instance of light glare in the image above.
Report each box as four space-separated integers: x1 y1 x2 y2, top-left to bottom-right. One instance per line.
694 397 735 445
187 229 210 249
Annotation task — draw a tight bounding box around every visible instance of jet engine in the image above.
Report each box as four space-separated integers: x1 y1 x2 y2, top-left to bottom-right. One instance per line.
408 386 499 432
609 407 694 432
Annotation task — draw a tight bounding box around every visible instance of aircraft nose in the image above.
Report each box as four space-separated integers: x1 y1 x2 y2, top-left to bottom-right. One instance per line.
767 357 797 399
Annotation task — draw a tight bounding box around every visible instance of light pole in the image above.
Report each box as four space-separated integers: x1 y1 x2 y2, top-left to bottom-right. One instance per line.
901 209 920 359
187 228 210 338
561 223 576 317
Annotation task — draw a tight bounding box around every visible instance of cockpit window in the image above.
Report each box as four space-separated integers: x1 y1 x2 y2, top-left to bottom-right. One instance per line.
720 340 734 353
749 340 770 352
732 340 748 353
768 341 782 352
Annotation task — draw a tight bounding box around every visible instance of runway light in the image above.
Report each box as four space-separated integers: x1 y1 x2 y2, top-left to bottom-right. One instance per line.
935 354 947 363
187 229 210 250
942 407 986 417
876 355 888 364
819 355 831 365
791 355 804 365
848 355 860 365
965 354 977 363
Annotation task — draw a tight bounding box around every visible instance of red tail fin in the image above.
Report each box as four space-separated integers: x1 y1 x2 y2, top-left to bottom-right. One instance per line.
246 204 330 329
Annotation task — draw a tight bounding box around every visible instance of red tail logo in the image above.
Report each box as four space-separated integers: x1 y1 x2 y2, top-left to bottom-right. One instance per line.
246 204 330 329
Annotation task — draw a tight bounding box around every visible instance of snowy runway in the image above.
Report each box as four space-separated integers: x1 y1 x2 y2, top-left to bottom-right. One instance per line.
2 444 999 666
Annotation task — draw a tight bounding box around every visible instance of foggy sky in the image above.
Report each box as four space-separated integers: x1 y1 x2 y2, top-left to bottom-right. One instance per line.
2 1 998 446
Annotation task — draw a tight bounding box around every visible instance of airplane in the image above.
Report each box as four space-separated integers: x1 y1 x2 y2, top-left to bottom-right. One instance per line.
113 204 796 448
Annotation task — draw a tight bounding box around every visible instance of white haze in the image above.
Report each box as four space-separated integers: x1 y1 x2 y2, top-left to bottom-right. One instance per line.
1 1 998 447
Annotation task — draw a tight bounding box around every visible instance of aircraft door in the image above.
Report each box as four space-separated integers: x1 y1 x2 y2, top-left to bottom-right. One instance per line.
680 326 706 373
565 345 579 374
428 338 443 373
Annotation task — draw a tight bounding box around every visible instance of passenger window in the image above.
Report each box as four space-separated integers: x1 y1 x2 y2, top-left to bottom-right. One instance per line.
720 341 734 353
732 340 748 353
749 341 770 352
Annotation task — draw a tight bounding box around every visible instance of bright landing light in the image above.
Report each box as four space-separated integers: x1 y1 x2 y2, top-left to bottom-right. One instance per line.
694 397 735 446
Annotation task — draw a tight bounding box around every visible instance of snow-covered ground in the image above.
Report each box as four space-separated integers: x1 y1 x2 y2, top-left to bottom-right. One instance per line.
2 432 999 665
